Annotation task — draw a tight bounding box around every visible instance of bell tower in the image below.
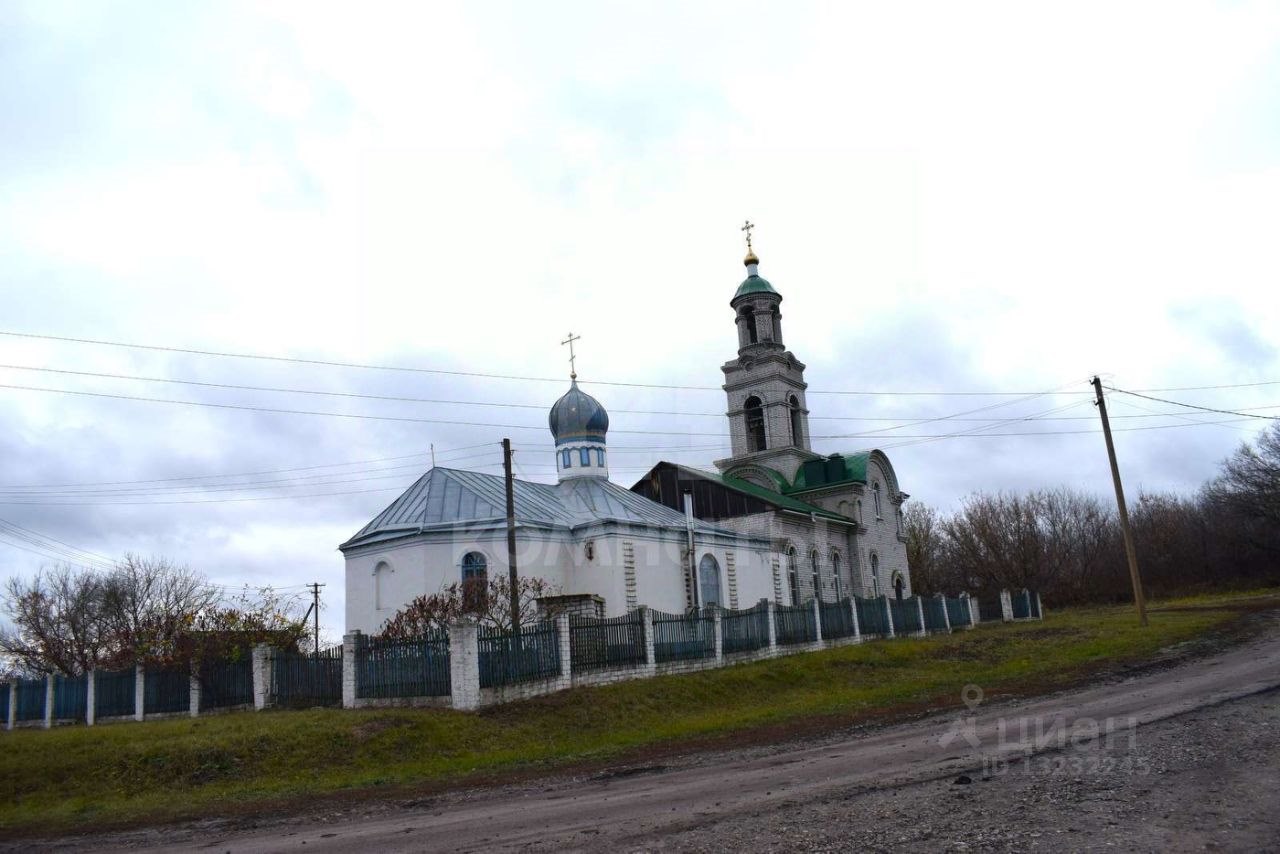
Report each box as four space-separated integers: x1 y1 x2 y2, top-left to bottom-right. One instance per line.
715 223 820 486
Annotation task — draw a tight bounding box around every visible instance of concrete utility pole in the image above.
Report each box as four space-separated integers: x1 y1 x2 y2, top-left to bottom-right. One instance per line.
306 582 325 655
503 438 520 632
1092 377 1148 626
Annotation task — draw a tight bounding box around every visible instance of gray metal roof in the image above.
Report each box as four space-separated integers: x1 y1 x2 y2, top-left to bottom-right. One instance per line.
340 467 750 551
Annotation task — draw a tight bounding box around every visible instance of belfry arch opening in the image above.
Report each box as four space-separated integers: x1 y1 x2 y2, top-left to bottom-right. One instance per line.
744 396 766 453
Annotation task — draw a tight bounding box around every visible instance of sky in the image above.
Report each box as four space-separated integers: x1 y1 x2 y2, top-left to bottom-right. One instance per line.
2 1 1279 641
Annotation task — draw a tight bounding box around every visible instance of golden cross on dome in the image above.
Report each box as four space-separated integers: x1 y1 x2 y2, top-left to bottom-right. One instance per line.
561 332 581 380
741 219 755 252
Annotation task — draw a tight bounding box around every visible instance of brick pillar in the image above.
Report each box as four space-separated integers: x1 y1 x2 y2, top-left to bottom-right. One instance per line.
811 597 823 645
85 670 96 726
640 607 655 671
448 621 481 711
915 596 927 637
1000 589 1013 622
251 644 272 711
938 594 951 633
882 595 895 639
6 682 15 730
189 673 201 718
134 664 145 722
43 674 54 729
342 631 360 709
765 599 778 654
849 598 861 641
556 612 572 687
713 608 724 663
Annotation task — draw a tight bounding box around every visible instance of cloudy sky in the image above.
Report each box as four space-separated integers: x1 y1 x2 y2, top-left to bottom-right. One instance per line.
2 1 1278 639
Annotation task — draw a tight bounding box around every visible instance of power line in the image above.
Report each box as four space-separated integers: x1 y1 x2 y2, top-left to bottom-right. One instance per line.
1104 386 1280 421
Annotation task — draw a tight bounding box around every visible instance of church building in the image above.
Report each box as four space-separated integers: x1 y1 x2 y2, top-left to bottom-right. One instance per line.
340 230 912 633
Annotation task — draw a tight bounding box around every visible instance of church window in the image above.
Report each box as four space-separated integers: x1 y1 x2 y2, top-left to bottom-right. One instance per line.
698 554 722 608
596 448 605 466
873 482 883 518
810 549 822 602
744 396 766 453
373 561 392 610
832 552 843 600
871 553 880 596
741 306 758 345
461 551 487 581
461 551 488 613
787 547 799 604
561 449 572 468
856 499 863 523
771 307 782 343
789 395 802 447
579 447 591 466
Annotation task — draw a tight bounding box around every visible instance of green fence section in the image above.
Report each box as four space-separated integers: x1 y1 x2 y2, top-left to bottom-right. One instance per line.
357 632 451 699
775 603 817 645
52 673 88 722
15 678 46 722
479 622 560 688
651 610 715 663
855 596 889 636
199 656 254 710
820 599 857 640
721 602 770 653
946 596 972 628
0 683 7 723
1012 590 1031 619
569 611 645 672
273 646 343 707
922 596 949 632
977 595 1003 622
889 597 922 635
94 667 136 719
144 667 191 715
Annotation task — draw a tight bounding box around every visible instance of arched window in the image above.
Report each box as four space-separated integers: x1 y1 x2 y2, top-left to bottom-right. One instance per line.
771 307 782 343
596 448 606 466
856 499 863 523
810 549 822 602
579 447 591 466
461 551 487 582
740 306 758 345
870 553 880 596
461 551 488 613
832 552 843 600
789 395 803 447
873 481 883 518
698 554 722 608
787 547 799 605
894 573 905 601
373 561 392 610
744 396 766 453
560 449 572 468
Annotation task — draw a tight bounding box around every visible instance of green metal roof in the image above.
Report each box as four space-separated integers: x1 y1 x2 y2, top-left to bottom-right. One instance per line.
733 274 778 300
674 465 849 522
786 452 870 493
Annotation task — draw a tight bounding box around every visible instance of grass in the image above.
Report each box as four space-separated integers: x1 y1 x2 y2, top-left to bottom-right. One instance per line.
1 588 1276 835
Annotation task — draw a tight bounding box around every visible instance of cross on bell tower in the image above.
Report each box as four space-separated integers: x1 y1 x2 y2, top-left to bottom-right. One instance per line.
561 332 581 380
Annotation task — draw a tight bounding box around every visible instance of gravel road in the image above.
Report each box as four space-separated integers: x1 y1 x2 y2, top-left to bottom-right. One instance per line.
29 618 1280 854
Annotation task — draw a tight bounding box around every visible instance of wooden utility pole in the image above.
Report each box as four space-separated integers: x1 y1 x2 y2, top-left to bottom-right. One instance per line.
502 438 520 632
1092 377 1148 626
306 582 325 656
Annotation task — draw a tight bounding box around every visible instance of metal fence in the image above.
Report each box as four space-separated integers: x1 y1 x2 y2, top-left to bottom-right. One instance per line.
0 683 7 724
357 631 451 699
978 595 1003 622
721 602 770 654
855 596 889 636
889 597 922 635
569 611 645 672
775 603 817 645
921 596 949 632
200 656 254 711
15 678 46 722
946 596 972 628
651 610 715 663
53 674 87 722
273 645 344 707
95 667 136 719
820 599 857 640
1012 590 1031 619
144 667 190 715
479 622 560 688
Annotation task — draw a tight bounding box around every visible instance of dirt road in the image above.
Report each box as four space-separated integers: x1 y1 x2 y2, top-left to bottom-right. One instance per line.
79 622 1280 853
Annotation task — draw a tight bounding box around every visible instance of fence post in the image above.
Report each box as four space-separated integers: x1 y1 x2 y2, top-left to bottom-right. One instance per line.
1035 591 1045 620
556 612 572 688
448 621 481 712
849 598 861 642
85 670 96 726
342 631 360 709
915 596 927 637
967 594 979 628
134 663 145 722
189 671 201 718
811 598 823 646
6 682 15 730
640 607 656 672
938 593 951 633
43 673 54 729
1000 589 1013 622
251 644 272 711
713 608 723 664
882 595 895 639
765 599 778 654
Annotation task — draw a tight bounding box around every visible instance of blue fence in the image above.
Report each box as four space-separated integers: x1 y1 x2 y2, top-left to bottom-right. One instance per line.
0 683 7 723
15 678 45 722
200 656 254 710
890 597 922 635
273 646 343 707
1012 590 1031 619
946 596 972 628
52 674 87 722
855 596 889 636
721 602 770 653
651 610 715 663
569 611 645 672
820 599 857 640
775 603 817 645
479 622 560 688
357 631 451 699
95 667 136 719
922 596 949 632
978 595 1003 622
144 667 190 715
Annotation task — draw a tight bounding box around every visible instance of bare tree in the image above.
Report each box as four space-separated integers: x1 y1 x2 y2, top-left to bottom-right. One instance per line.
380 575 559 639
0 565 106 675
1207 423 1280 535
902 502 952 593
97 553 219 666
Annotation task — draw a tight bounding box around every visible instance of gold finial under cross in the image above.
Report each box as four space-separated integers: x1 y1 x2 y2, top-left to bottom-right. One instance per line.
741 219 755 251
561 332 581 380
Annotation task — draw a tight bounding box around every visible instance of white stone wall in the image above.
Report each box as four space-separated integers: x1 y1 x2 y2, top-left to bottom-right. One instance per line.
859 458 912 598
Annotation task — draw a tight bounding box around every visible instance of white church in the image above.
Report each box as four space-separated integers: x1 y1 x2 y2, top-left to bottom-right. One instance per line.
342 234 913 633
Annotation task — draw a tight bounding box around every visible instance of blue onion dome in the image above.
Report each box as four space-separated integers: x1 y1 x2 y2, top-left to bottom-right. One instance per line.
548 380 610 443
